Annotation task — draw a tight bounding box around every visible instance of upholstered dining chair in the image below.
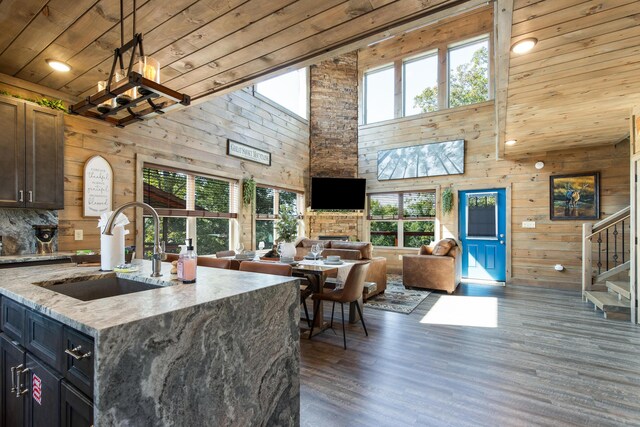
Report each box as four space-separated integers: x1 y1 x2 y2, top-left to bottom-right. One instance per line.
164 253 179 262
238 261 312 328
309 262 370 349
198 257 231 269
215 250 236 258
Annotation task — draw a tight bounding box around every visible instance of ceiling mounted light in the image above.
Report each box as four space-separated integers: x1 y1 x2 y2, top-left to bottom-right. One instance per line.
535 161 545 170
505 139 517 146
69 0 189 127
46 59 71 72
511 38 537 55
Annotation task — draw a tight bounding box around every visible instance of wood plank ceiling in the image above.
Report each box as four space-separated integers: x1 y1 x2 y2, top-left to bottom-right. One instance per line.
504 0 640 156
0 0 474 103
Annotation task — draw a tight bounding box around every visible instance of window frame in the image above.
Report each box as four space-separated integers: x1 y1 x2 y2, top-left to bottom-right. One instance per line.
141 163 239 256
363 63 395 124
367 190 437 249
254 184 305 250
252 67 310 121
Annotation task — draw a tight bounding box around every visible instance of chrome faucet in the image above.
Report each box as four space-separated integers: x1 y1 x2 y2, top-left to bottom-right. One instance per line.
103 201 165 277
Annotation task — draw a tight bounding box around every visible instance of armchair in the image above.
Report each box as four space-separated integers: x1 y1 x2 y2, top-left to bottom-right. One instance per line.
402 238 462 294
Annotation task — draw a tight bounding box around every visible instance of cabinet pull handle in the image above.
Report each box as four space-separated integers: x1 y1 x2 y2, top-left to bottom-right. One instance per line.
28 190 33 203
18 190 23 202
9 364 21 393
15 366 29 398
65 345 92 360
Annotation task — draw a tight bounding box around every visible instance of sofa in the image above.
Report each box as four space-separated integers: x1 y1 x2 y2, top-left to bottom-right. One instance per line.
402 238 462 294
295 238 387 300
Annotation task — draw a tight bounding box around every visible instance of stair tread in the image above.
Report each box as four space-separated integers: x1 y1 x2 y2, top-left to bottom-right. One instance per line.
605 280 631 299
584 291 630 313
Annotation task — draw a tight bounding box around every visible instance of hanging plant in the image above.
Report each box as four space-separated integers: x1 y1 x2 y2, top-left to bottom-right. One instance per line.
442 187 454 215
242 177 256 206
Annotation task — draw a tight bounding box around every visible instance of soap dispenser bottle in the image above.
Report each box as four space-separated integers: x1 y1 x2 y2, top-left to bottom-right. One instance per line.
178 238 197 284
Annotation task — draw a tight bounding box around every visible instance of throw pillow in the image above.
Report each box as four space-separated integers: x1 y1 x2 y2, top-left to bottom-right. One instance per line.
419 245 433 255
432 238 455 256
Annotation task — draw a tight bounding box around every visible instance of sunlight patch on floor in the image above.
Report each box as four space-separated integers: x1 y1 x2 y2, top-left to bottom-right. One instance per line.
420 296 498 328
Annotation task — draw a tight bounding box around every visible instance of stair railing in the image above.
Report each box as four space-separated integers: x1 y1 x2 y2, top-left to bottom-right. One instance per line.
582 206 631 295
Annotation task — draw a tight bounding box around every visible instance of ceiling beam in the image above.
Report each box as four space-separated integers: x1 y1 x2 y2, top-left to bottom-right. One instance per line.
494 0 513 160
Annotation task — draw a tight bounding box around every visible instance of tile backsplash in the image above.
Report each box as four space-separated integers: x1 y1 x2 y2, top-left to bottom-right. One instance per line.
0 209 58 255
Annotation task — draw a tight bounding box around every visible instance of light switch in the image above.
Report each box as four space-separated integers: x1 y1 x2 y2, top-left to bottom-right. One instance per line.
522 221 536 229
74 229 83 240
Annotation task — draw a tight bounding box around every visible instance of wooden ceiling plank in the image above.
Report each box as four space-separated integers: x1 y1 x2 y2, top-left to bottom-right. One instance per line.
511 0 636 38
178 0 459 97
0 0 49 54
0 0 100 76
494 0 513 160
61 0 250 97
164 0 403 92
14 0 140 83
165 0 348 77
510 31 640 76
510 13 640 68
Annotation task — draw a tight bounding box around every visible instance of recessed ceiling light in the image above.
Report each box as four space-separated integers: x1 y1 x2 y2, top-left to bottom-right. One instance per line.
46 59 71 72
511 38 537 55
535 161 545 170
505 139 517 146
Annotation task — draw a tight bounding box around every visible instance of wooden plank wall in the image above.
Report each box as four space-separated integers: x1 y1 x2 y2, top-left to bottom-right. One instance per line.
0 77 309 253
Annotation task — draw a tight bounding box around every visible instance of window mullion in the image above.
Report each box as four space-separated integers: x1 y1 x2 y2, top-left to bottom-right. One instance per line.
438 46 447 109
394 60 402 119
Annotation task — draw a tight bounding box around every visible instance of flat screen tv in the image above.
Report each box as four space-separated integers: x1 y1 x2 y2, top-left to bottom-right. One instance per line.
311 177 366 210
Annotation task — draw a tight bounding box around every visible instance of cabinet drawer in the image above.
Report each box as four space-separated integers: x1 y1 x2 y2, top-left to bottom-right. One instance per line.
26 310 63 372
1 297 26 344
61 381 93 427
62 328 94 399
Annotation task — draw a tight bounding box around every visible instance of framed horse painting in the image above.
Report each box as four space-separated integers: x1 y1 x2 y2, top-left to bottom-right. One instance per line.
549 172 600 220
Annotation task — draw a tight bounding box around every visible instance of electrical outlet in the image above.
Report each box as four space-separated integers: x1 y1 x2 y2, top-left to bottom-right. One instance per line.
74 229 83 240
522 221 536 229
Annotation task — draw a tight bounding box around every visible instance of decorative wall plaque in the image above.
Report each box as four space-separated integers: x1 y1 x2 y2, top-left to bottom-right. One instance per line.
377 139 464 180
83 155 114 217
227 139 271 166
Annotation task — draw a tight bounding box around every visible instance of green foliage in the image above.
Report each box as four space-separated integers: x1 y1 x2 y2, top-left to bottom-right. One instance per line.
275 204 298 243
0 89 67 112
242 177 255 206
414 46 489 112
369 194 435 247
441 188 454 215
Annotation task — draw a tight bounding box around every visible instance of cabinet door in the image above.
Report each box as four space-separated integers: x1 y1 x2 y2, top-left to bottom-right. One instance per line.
0 97 25 208
60 381 93 427
1 333 27 427
25 104 64 209
1 297 26 345
62 328 93 399
26 353 62 427
26 310 63 373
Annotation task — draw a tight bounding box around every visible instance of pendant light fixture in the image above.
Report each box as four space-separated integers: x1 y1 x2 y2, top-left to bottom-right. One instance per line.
69 0 190 127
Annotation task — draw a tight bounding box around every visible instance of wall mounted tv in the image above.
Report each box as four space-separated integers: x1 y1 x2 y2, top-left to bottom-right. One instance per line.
311 177 366 210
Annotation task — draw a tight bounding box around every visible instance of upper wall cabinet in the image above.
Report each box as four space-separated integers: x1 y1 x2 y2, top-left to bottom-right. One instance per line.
0 96 64 209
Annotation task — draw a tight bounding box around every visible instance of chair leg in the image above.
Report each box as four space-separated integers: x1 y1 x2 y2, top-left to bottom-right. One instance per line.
330 302 336 329
341 303 347 350
302 300 311 328
309 301 321 340
354 300 368 337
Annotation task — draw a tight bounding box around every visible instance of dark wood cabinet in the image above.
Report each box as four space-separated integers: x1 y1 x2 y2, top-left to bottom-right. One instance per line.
26 310 63 373
0 96 64 209
25 354 62 427
62 329 93 399
1 297 26 345
60 382 93 427
1 333 27 427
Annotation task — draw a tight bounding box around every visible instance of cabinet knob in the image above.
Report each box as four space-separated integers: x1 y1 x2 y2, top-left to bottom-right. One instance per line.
18 190 23 202
28 190 33 203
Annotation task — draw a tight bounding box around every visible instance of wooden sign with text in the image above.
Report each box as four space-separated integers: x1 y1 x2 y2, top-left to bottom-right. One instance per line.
83 155 114 217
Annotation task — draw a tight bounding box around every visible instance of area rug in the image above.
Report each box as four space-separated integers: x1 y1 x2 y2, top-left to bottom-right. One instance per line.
364 274 431 314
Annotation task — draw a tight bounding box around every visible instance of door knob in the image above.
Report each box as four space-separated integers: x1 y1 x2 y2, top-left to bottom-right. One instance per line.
500 240 504 245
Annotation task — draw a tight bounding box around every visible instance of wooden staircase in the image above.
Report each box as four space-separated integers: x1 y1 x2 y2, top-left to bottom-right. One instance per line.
582 206 633 321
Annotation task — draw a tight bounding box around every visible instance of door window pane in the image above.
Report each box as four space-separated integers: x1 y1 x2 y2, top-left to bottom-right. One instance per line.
448 37 489 108
196 218 229 255
403 221 435 248
467 193 497 237
404 53 438 115
370 221 398 246
256 220 275 249
365 66 395 124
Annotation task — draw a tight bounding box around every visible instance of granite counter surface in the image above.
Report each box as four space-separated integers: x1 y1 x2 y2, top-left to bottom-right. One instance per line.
0 259 298 337
0 251 74 264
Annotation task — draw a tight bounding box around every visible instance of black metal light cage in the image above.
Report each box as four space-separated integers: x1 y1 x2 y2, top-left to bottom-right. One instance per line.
69 0 190 127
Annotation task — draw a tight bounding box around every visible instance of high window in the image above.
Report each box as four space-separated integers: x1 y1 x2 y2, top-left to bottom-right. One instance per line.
368 191 436 248
142 165 238 257
255 186 304 249
255 68 308 119
363 34 491 124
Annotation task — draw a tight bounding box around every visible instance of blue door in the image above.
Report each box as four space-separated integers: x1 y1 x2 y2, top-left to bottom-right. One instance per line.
459 189 506 282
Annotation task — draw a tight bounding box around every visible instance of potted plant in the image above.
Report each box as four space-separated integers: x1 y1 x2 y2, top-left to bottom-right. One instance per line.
276 204 299 258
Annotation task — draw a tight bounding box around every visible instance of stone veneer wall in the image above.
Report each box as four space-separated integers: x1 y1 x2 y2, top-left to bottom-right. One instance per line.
307 53 363 239
0 209 58 255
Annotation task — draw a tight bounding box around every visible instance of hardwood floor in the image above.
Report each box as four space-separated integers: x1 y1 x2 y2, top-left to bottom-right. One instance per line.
300 283 640 426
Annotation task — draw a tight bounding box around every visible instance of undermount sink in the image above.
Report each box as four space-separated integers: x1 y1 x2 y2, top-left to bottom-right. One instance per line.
44 276 164 301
